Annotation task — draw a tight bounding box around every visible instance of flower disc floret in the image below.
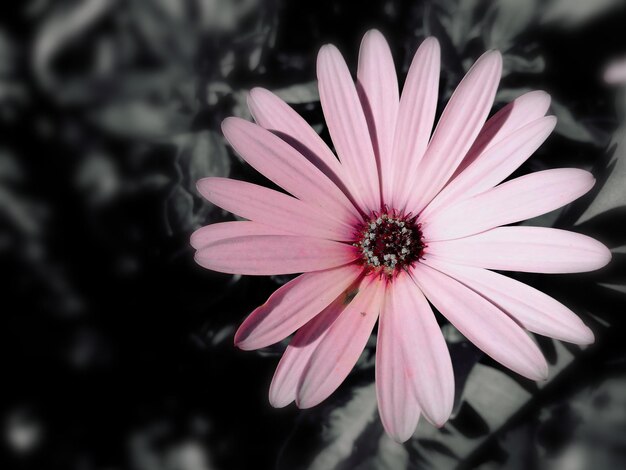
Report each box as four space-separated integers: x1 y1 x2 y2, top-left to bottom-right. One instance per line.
354 211 424 276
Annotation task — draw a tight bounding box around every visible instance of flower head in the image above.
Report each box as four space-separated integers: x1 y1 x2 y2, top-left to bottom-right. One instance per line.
191 30 611 442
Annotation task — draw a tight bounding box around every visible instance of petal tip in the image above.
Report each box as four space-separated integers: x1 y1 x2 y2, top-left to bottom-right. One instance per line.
233 332 254 351
433 420 447 429
248 86 267 98
580 325 595 345
195 177 214 200
294 395 317 410
233 323 255 350
247 87 270 109
193 250 208 269
544 114 558 129
269 393 292 409
537 364 550 382
422 410 448 429
417 36 440 58
220 116 239 138
595 243 613 269
318 43 337 56
189 230 202 250
531 89 552 109
388 431 414 444
478 49 503 73
363 28 384 40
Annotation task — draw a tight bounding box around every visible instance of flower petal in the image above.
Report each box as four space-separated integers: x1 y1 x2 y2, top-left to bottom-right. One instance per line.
222 117 360 222
426 227 612 274
376 282 421 442
390 37 440 210
297 278 384 408
247 87 346 185
381 273 454 428
404 51 502 214
318 44 381 212
190 221 291 250
423 169 595 241
357 29 399 205
269 287 355 408
413 263 548 381
423 116 556 217
453 90 552 177
234 264 362 350
197 177 354 241
425 259 594 345
195 235 357 275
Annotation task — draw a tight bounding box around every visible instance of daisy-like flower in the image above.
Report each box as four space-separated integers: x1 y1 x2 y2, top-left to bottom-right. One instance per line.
191 30 611 442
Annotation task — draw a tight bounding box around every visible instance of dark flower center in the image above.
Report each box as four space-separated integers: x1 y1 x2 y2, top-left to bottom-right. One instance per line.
353 210 425 277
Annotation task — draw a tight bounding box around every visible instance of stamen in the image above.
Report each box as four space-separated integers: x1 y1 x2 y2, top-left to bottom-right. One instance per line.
353 209 425 278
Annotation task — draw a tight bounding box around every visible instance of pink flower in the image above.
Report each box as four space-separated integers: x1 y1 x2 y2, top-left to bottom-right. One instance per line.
191 30 611 442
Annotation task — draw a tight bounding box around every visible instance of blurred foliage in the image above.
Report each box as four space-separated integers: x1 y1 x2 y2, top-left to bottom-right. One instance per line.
1 0 625 469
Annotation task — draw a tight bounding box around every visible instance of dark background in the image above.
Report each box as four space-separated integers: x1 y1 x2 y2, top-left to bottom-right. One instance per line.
2 1 626 469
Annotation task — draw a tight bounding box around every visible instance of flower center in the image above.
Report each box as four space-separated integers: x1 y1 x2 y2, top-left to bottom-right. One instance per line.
353 211 425 277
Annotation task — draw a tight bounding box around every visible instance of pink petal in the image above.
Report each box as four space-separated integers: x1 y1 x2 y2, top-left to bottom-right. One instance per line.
357 29 399 205
234 264 362 350
222 117 360 223
296 278 384 408
190 221 291 250
423 116 557 218
195 235 357 275
376 281 421 442
404 51 502 214
424 259 594 345
380 273 454 428
247 87 346 185
197 177 354 241
318 44 381 212
426 226 612 274
423 169 595 241
269 287 356 408
390 37 440 210
413 263 548 381
453 90 552 177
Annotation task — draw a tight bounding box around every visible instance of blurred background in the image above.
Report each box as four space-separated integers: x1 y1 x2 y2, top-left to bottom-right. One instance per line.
2 0 626 469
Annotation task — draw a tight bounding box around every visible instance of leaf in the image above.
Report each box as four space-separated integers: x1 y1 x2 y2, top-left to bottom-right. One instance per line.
0 150 23 182
75 152 121 206
166 130 231 232
428 0 482 52
178 131 231 188
166 185 194 233
273 81 319 104
577 129 626 224
353 434 410 470
32 0 114 102
276 383 379 470
502 53 545 76
550 99 605 145
423 3 465 80
482 0 538 51
0 186 42 236
93 99 194 140
540 0 622 28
